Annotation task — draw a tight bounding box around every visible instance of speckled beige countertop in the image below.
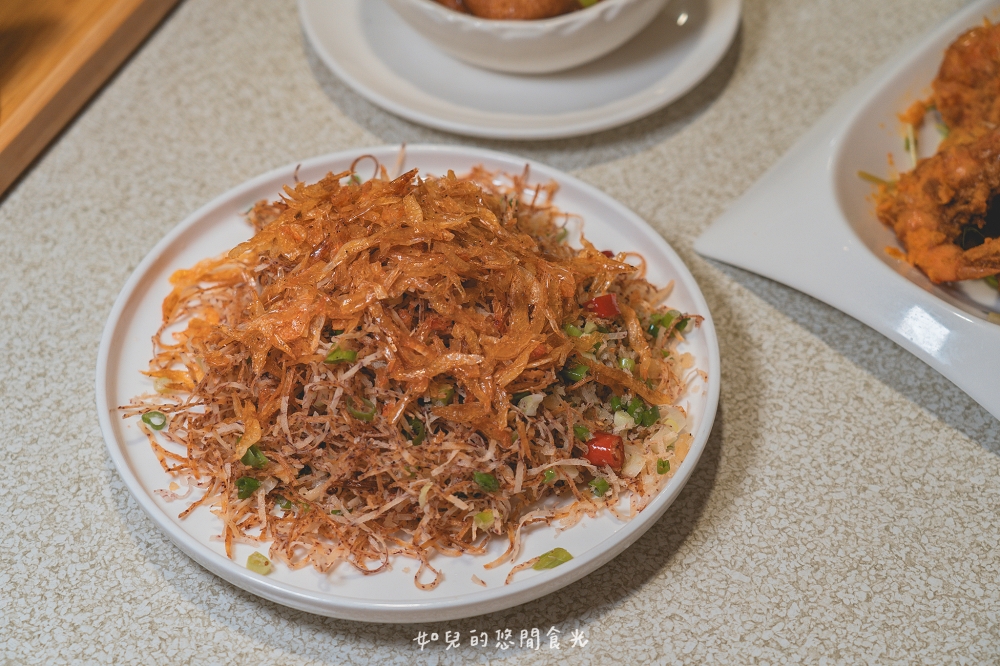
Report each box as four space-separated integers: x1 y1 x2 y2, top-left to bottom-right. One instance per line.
3 0 999 663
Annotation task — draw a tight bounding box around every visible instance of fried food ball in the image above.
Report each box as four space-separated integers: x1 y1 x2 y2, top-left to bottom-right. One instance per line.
440 0 581 20
932 21 1000 145
876 130 1000 283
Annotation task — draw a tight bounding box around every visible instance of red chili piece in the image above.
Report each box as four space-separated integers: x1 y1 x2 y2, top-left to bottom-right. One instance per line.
584 293 620 318
584 432 624 471
601 250 615 258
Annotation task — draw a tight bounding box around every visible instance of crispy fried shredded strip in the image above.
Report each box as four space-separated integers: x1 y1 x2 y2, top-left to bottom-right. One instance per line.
121 163 701 586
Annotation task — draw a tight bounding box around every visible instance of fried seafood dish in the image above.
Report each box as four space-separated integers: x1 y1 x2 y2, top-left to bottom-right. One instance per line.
874 20 1000 286
435 0 599 20
875 130 1000 283
926 20 1000 147
122 162 701 587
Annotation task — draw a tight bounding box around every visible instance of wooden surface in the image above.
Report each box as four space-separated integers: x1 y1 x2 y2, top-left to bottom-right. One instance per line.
0 0 180 196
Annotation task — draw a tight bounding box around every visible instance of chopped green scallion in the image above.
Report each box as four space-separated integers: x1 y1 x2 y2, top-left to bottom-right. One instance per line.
405 416 426 445
474 472 499 492
589 477 610 497
985 275 999 290
543 469 556 484
626 397 645 420
474 510 494 530
657 459 671 474
141 411 167 431
324 346 357 364
563 323 583 337
346 396 376 422
511 391 532 404
609 396 622 412
533 547 573 570
430 384 455 406
276 496 293 511
562 363 588 383
618 357 635 372
246 552 272 575
236 477 260 499
573 424 591 441
640 405 660 427
240 444 268 469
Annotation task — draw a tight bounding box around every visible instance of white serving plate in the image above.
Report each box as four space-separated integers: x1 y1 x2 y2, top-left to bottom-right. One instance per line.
297 0 741 140
695 0 1000 421
96 145 721 622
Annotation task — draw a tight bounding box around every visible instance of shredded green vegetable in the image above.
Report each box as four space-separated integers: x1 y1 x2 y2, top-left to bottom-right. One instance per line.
905 123 918 166
857 170 894 186
141 411 167 430
346 396 376 422
404 416 426 445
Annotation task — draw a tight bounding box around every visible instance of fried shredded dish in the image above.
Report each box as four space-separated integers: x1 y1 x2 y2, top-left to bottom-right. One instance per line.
872 19 1000 285
122 161 702 588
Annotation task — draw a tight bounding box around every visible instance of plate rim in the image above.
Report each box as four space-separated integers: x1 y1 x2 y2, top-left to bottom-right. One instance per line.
297 0 742 140
96 143 721 622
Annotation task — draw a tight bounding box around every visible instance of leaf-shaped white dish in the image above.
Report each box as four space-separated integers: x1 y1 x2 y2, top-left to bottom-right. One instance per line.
696 0 1000 421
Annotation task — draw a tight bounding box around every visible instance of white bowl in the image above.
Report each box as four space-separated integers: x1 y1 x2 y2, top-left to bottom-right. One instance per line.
382 0 671 74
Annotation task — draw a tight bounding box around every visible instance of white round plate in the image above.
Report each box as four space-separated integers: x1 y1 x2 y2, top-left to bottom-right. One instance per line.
298 0 742 140
96 145 721 623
